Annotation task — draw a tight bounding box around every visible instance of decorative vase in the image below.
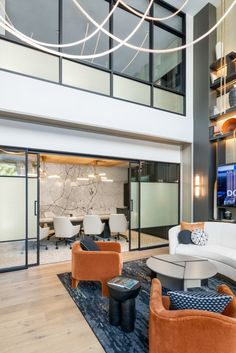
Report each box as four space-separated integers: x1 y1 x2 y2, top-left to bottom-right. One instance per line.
215 42 223 60
229 85 236 107
224 210 232 220
221 117 236 133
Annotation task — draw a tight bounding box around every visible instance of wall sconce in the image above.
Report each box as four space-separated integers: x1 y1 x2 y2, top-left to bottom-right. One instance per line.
194 174 201 198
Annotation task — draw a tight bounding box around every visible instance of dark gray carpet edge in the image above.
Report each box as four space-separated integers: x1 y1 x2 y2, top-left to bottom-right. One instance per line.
57 259 236 353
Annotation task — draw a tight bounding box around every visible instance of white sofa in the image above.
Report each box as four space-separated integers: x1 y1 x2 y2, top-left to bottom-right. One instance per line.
169 222 236 282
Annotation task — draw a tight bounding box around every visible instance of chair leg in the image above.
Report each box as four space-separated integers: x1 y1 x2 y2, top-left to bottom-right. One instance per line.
101 281 109 297
72 277 79 288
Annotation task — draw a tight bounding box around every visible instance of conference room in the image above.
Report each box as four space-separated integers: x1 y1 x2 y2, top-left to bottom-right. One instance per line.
0 148 178 268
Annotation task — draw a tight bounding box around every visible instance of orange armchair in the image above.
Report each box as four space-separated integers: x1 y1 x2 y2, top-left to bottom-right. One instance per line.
71 241 122 296
149 279 236 353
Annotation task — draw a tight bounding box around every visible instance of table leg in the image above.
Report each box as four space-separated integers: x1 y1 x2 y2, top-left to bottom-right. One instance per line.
109 297 121 326
150 270 156 279
121 298 136 333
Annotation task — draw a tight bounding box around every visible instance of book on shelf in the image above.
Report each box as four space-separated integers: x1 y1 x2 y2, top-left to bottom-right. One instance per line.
108 277 139 290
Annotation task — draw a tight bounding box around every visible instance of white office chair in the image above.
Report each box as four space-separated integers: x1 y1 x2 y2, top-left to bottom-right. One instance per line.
83 215 105 240
40 226 50 250
53 217 80 249
109 214 129 242
44 211 54 218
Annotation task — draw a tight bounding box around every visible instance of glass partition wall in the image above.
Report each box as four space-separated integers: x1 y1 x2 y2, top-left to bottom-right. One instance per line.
128 160 180 250
0 148 39 272
0 149 179 271
0 0 186 114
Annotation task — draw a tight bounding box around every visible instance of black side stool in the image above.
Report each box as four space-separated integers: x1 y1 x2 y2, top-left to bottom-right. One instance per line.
107 276 141 333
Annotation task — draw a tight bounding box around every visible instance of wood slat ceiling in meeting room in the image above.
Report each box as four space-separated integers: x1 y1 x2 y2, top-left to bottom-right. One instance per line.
40 154 129 167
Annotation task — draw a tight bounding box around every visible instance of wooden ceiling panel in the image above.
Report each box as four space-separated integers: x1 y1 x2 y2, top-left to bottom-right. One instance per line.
40 154 129 167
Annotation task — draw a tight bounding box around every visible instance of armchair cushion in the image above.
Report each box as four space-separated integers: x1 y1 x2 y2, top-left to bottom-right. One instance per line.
168 290 233 313
218 284 236 318
80 237 100 251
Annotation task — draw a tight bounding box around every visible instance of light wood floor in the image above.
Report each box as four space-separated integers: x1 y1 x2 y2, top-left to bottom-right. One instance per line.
0 247 168 353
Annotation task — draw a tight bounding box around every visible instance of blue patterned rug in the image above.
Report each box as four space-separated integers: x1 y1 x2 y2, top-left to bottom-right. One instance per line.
58 259 236 353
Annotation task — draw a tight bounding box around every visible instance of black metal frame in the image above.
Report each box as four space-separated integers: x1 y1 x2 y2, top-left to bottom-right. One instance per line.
0 144 181 272
128 159 180 252
0 0 186 116
0 147 40 273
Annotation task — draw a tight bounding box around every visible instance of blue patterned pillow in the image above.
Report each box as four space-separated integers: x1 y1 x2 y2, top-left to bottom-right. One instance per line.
168 290 232 313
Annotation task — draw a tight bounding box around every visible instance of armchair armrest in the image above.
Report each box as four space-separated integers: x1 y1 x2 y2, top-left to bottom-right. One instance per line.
162 296 170 310
168 225 180 254
96 241 121 253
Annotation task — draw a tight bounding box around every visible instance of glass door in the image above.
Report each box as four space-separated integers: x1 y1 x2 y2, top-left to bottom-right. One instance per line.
0 147 39 272
27 153 40 266
140 161 180 249
129 162 140 250
128 160 180 251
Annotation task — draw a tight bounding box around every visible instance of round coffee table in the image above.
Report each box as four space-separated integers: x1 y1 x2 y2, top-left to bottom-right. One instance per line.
147 254 217 291
107 276 141 333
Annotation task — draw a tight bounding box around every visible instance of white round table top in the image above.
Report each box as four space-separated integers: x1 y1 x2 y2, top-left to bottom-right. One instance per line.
146 254 217 281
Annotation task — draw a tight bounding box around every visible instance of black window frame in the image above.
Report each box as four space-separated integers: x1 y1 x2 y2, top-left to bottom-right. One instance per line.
0 0 186 115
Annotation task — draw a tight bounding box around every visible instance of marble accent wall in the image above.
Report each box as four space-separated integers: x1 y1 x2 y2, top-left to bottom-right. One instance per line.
40 163 128 217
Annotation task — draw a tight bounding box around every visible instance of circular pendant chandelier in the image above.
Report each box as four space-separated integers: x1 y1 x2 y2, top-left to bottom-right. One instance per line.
0 0 235 58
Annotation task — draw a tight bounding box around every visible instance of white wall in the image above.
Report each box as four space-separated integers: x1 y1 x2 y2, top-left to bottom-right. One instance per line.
0 118 182 163
0 67 193 143
0 10 194 147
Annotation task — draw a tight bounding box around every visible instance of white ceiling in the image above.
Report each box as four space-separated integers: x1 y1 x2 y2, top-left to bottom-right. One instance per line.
167 0 220 16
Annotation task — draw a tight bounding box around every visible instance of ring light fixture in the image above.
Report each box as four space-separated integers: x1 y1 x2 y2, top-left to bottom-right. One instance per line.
0 0 235 58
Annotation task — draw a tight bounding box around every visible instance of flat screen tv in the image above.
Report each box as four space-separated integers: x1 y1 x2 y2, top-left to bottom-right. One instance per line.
217 164 236 207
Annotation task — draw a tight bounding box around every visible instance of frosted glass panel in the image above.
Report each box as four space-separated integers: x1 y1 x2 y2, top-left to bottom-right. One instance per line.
140 183 178 227
154 87 184 114
113 75 150 105
28 179 37 239
131 182 139 229
0 39 59 81
0 177 26 241
62 59 110 95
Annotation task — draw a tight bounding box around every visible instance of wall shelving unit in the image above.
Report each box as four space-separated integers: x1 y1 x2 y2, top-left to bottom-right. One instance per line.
209 51 236 142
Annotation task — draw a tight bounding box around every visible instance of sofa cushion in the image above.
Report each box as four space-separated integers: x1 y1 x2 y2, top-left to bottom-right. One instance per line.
204 222 236 248
168 290 232 313
191 229 208 246
219 223 236 249
181 221 204 231
80 237 100 251
176 244 236 269
218 284 236 318
204 222 222 246
178 230 192 244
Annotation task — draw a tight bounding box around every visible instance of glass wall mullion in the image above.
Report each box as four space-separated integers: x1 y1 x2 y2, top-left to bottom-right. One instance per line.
110 0 114 97
25 151 28 267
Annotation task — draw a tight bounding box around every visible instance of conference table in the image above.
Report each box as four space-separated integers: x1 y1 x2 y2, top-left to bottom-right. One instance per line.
40 214 112 239
40 214 111 225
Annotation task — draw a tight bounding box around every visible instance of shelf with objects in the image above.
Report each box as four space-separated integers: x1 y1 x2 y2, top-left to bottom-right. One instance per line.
209 51 236 142
209 50 236 222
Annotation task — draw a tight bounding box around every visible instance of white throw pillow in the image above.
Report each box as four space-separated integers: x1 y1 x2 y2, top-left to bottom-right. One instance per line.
191 228 208 246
